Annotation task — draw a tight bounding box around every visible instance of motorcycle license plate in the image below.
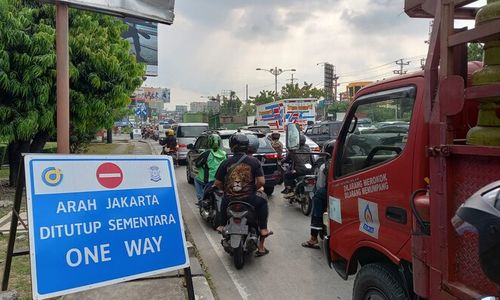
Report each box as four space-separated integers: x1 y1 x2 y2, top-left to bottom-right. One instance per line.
226 223 248 235
304 185 314 192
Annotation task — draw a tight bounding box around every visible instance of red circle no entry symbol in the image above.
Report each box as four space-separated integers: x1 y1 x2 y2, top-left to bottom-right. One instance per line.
96 162 123 188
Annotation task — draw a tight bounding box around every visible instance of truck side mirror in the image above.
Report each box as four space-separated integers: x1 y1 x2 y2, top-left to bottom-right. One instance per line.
286 123 300 150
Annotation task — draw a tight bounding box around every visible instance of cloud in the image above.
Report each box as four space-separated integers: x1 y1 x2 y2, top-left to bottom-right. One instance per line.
146 0 430 106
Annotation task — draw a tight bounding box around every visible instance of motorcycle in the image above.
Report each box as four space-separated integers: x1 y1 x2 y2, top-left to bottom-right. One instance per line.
282 162 316 216
159 138 178 167
199 186 223 229
221 200 260 270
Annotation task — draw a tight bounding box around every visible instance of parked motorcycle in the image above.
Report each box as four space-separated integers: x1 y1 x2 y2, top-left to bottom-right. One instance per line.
221 200 260 269
282 162 316 216
199 186 223 229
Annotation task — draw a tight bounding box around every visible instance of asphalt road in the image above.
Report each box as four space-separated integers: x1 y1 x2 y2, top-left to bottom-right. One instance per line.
173 164 354 300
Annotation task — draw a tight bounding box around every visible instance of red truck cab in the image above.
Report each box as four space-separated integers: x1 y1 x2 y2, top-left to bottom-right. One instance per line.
322 1 500 299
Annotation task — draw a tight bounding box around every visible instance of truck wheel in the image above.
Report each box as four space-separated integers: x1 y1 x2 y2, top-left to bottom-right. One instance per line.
264 186 274 196
353 263 407 300
186 164 194 184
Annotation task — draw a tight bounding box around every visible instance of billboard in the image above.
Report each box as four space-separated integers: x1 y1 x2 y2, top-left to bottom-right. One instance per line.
133 87 170 103
122 17 158 76
40 0 175 25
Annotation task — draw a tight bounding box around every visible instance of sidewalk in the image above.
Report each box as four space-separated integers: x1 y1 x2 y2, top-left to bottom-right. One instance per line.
58 137 215 300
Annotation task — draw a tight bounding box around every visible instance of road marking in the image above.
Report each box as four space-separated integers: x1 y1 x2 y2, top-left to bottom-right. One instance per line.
180 179 250 299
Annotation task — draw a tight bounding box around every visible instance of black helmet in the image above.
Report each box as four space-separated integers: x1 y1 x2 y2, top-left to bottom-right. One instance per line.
299 133 306 146
229 133 249 153
323 141 335 154
271 132 280 140
452 181 500 286
247 134 260 154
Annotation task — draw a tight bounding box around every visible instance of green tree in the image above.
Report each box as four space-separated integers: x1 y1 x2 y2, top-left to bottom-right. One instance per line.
253 90 275 105
468 43 483 61
220 91 242 115
0 0 144 185
280 82 325 99
327 101 350 115
239 100 256 116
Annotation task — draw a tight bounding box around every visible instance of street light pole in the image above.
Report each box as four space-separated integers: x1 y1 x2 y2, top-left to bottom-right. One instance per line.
256 67 296 101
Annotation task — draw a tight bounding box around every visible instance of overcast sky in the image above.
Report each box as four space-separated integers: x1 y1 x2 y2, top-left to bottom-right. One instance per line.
145 0 480 110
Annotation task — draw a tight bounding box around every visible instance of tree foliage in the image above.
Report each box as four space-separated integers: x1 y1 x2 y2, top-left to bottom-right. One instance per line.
468 43 483 62
327 101 350 114
219 91 242 115
253 90 275 105
281 82 325 99
253 82 325 106
0 0 144 184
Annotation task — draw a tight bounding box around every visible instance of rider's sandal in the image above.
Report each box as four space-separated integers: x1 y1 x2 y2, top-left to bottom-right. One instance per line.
255 248 270 257
301 241 320 249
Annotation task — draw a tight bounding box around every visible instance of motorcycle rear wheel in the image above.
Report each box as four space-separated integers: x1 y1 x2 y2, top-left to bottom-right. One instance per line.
233 245 245 269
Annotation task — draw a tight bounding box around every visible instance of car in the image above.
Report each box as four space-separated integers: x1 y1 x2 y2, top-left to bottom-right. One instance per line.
174 123 209 164
186 130 279 195
240 125 272 134
304 121 343 146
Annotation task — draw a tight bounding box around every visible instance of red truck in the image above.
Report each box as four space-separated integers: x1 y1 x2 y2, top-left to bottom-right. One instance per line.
320 1 500 299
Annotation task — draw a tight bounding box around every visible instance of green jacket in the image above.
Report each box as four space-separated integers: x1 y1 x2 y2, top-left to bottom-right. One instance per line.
195 149 226 183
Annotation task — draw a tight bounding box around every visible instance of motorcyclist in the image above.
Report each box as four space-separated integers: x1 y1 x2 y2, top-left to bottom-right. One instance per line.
162 129 177 154
214 133 273 257
302 141 334 249
194 134 226 203
281 133 312 195
269 132 283 158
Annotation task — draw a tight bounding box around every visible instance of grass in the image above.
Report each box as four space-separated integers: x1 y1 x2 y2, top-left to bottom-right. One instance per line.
0 139 137 299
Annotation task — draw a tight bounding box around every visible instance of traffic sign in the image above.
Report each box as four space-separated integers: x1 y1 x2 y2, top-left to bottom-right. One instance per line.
96 162 123 188
24 155 189 299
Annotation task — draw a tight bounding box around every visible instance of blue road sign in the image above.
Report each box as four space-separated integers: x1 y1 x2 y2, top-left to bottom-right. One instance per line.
135 103 147 116
24 155 189 299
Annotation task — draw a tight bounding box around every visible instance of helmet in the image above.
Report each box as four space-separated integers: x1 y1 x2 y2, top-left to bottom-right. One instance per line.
166 129 175 136
208 134 221 151
247 134 260 154
229 133 249 153
323 140 335 154
452 181 500 285
299 133 306 146
271 132 280 140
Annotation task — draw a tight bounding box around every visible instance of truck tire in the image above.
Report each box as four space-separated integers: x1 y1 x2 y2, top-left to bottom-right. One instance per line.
353 263 407 300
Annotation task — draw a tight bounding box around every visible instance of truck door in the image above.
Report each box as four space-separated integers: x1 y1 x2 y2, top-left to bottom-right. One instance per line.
328 84 420 266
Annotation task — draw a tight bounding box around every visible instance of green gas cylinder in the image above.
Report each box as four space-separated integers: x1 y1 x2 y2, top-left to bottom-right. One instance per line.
466 0 500 146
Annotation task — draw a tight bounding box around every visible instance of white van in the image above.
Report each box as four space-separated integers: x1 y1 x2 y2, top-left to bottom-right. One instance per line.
175 123 209 163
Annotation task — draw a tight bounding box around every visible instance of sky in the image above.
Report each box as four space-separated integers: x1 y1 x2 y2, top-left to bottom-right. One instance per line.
144 0 482 110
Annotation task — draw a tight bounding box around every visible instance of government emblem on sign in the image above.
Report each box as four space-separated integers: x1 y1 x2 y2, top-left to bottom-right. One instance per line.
149 166 161 182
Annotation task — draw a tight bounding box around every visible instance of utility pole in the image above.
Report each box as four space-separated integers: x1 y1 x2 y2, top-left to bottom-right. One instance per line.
288 73 298 85
333 66 339 103
393 58 410 75
245 84 248 102
256 67 296 101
